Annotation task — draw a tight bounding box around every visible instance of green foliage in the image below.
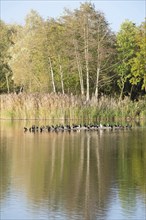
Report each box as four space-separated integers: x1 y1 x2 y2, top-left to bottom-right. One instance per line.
116 20 138 98
8 11 50 93
116 20 146 99
0 20 14 93
130 21 146 91
0 4 145 100
61 2 116 98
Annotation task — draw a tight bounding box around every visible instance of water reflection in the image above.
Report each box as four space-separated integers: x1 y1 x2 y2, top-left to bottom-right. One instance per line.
0 121 146 219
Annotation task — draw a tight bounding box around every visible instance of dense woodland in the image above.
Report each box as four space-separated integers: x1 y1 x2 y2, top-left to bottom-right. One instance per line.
0 3 146 120
1 3 145 99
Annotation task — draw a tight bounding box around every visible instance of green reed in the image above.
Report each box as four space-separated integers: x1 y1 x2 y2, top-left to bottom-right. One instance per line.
0 93 146 122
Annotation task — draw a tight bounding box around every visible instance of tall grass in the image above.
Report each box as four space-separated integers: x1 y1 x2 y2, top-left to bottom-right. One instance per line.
0 93 146 123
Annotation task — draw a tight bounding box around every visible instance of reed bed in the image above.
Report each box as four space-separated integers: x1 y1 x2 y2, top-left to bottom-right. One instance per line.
0 93 146 123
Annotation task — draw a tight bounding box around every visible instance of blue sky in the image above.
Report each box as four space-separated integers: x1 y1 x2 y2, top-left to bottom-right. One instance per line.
1 0 145 32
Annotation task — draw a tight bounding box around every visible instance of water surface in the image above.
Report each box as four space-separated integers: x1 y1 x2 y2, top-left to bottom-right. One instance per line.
0 121 146 219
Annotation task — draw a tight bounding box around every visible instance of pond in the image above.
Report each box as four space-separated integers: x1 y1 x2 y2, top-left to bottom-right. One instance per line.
0 120 146 220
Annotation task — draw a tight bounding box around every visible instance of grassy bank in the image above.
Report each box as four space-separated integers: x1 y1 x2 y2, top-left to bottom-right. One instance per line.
0 93 146 123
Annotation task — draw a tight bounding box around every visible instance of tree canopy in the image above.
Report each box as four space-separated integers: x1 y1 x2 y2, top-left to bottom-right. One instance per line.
0 3 145 100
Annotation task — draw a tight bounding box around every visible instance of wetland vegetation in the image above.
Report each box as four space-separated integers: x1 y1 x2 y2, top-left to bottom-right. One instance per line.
0 2 145 122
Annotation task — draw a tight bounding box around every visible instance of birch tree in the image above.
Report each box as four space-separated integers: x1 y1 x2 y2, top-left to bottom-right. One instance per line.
9 10 50 92
45 18 67 93
61 3 116 99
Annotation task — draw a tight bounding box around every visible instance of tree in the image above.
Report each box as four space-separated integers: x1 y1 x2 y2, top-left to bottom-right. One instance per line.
116 20 138 99
130 21 146 94
9 10 50 93
7 4 116 96
61 2 116 99
45 18 66 94
59 9 85 95
0 20 14 93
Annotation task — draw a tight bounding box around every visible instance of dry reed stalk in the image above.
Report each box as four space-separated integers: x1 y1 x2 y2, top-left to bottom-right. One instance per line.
0 93 146 121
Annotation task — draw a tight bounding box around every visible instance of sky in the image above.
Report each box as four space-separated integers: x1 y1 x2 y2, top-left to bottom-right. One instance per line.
1 0 146 32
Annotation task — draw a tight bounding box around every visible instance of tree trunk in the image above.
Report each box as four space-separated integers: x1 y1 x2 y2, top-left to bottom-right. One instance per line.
84 19 89 101
130 85 133 100
95 24 101 100
74 39 84 96
5 73 10 94
58 55 64 94
49 57 56 93
95 67 100 99
144 74 146 92
59 63 64 95
119 82 124 101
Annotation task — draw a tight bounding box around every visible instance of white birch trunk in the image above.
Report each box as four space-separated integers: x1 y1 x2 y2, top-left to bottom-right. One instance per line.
49 57 56 93
74 39 84 96
84 18 89 101
58 55 65 95
95 67 100 99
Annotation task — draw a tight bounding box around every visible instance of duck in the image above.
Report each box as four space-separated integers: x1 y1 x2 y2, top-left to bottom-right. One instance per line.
24 127 28 132
23 122 132 133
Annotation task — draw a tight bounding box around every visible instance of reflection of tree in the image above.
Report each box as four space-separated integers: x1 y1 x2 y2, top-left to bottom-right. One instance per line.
50 134 57 183
60 133 65 181
0 138 11 203
73 132 85 199
1 123 146 218
1 129 114 218
117 129 146 207
96 136 101 207
84 133 90 220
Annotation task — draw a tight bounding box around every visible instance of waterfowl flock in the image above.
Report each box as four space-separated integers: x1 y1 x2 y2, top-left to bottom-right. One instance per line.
24 123 132 133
